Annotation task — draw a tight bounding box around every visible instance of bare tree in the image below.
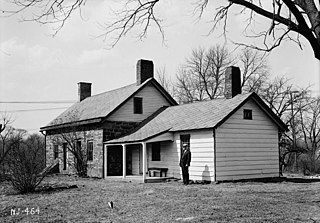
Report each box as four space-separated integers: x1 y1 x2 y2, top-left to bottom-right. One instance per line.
297 96 320 173
4 1 319 59
175 45 269 103
156 66 176 98
212 0 320 60
175 45 233 103
49 110 89 177
260 76 296 118
0 113 15 177
239 48 269 94
259 77 312 173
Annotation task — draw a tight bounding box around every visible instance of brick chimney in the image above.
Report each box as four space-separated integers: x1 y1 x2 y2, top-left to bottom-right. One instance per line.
78 82 92 102
224 66 241 99
136 59 154 85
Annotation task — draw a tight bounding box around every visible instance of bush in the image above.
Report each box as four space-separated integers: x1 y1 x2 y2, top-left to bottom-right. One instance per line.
298 154 320 176
5 134 46 193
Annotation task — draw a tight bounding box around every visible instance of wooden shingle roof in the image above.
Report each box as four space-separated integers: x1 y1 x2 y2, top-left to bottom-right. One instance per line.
106 92 288 144
41 78 177 130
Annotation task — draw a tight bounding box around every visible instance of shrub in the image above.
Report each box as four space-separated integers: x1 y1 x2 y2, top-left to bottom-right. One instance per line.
298 154 320 176
5 134 46 193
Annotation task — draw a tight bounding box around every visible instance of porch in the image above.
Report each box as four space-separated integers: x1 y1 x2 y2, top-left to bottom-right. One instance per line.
104 132 178 183
104 175 175 183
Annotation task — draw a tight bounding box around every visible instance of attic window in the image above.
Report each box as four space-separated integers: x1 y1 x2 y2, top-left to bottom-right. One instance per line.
243 109 252 120
133 97 143 114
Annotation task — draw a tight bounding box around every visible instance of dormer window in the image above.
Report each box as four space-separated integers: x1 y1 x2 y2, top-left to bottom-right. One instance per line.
243 109 252 120
133 97 143 114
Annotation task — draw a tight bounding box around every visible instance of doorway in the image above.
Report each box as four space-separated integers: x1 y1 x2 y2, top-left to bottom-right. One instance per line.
107 146 123 176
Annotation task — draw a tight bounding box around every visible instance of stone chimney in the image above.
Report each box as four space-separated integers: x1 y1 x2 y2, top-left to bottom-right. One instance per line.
224 66 241 99
136 59 154 85
78 82 92 102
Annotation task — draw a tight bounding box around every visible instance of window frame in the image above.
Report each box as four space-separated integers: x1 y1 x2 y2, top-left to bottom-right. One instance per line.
76 140 81 151
243 109 253 120
133 97 143 114
53 145 59 159
151 142 161 161
87 140 94 162
62 143 67 170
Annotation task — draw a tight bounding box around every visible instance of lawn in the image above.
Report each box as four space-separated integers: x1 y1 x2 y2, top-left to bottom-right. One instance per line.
1 175 320 223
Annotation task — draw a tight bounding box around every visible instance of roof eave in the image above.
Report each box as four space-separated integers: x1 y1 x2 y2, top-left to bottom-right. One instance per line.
40 117 102 131
105 129 172 144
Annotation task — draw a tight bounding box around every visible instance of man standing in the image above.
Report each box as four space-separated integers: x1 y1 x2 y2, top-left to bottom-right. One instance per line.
179 143 191 185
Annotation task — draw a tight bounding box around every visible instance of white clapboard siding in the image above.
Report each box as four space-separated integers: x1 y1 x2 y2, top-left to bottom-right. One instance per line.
147 141 181 178
216 99 279 181
217 128 276 135
216 155 279 162
217 172 278 181
146 129 215 181
177 130 214 181
218 168 279 176
108 84 171 122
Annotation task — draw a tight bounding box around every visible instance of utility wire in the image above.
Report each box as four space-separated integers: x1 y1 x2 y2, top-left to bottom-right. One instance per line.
0 101 76 104
0 107 69 113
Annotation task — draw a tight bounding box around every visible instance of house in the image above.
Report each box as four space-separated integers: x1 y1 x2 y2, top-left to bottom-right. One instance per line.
40 59 177 177
40 59 288 182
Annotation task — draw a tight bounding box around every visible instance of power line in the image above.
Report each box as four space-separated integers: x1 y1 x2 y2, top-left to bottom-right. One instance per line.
0 101 76 104
0 107 69 113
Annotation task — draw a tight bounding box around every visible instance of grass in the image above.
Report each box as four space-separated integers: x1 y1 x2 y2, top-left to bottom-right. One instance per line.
1 175 320 222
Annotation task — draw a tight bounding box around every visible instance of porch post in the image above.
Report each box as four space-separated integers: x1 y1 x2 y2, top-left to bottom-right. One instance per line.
104 145 107 178
122 144 126 178
142 142 147 183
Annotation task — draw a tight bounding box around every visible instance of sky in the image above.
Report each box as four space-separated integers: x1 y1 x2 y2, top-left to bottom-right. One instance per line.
0 0 319 134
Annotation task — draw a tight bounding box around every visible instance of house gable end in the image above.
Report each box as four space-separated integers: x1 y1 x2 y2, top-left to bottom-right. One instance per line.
215 93 287 132
105 78 177 122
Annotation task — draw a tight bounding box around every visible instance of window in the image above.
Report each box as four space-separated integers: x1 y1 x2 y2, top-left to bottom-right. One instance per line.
76 140 81 151
54 145 59 159
87 141 94 161
133 97 143 114
63 143 67 170
180 134 190 157
151 142 161 161
243 109 253 120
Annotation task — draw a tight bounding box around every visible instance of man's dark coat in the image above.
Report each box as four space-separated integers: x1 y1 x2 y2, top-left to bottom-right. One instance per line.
180 149 191 167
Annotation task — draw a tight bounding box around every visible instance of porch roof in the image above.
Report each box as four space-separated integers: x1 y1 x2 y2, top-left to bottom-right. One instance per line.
106 93 255 144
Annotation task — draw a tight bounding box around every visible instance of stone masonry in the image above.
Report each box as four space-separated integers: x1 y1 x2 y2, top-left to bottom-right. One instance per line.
45 121 138 178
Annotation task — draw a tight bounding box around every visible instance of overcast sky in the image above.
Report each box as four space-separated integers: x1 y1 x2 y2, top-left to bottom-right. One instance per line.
1 0 319 133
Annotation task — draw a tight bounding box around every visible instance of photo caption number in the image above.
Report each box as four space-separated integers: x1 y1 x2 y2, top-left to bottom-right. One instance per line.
11 207 40 216
30 207 40 215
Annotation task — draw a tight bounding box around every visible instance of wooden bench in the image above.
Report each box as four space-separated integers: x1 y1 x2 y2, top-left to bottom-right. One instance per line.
148 167 168 177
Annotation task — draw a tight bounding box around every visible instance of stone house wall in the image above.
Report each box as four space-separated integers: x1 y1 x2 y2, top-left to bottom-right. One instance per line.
45 121 138 178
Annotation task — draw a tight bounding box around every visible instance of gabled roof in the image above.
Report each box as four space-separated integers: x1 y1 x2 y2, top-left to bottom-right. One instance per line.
40 78 177 130
106 92 288 144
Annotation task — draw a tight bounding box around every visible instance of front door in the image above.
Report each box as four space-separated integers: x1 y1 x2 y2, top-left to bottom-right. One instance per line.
107 146 123 176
